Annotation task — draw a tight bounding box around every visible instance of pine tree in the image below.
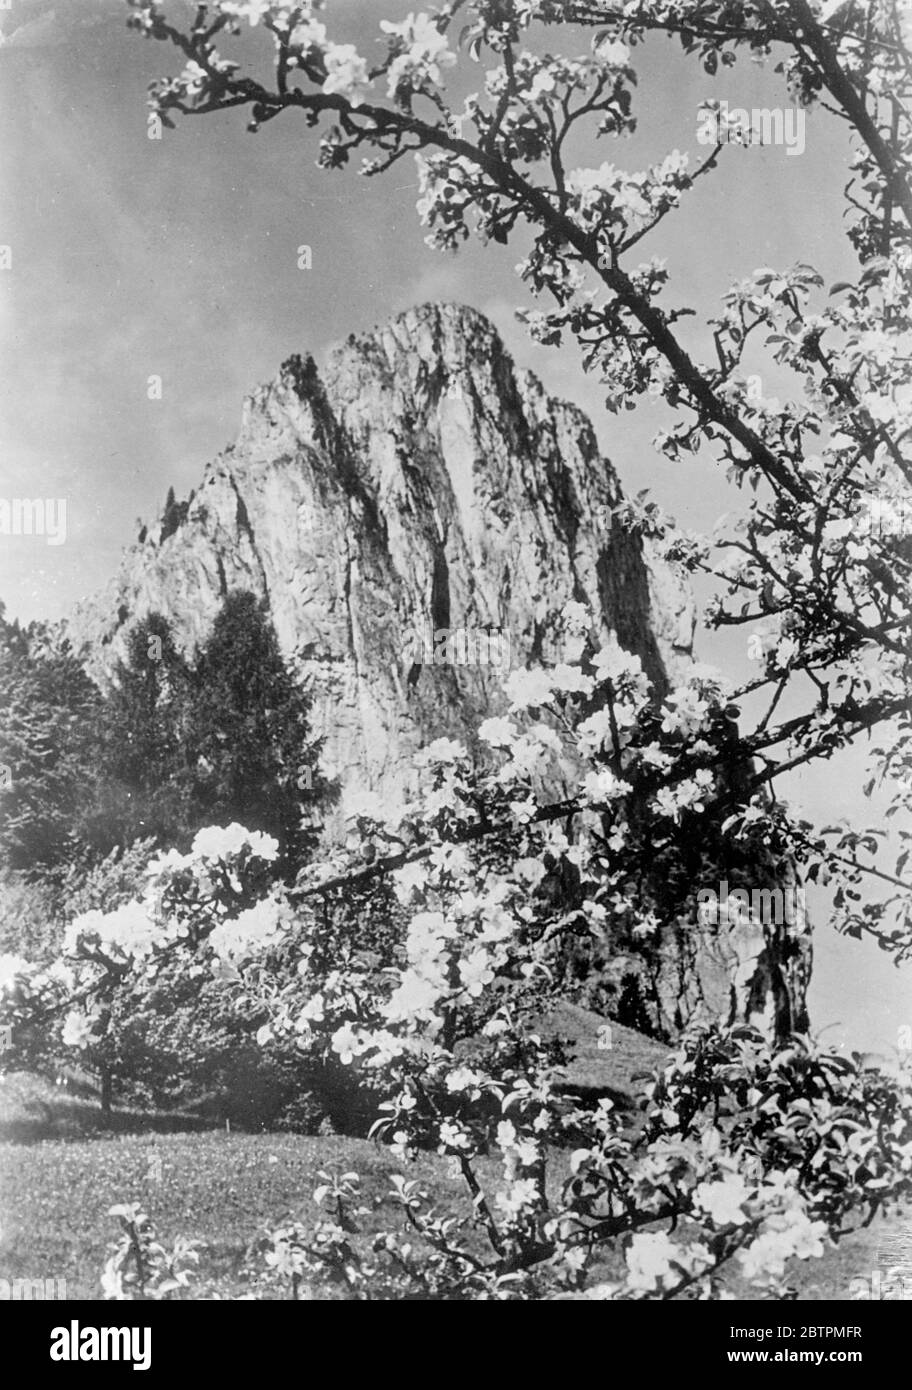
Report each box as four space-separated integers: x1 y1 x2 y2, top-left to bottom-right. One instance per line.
185 591 332 871
95 613 194 850
0 607 104 877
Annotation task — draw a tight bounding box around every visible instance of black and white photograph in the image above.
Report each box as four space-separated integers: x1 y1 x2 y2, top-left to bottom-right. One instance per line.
0 0 911 1341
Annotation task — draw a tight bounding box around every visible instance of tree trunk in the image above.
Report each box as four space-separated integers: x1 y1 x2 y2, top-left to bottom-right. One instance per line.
100 1068 113 1118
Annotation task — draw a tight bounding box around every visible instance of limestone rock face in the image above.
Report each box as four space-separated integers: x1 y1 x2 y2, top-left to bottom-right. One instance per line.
72 303 694 799
69 302 809 1039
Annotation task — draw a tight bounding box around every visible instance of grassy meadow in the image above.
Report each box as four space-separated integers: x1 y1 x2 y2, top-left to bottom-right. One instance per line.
2 1063 909 1301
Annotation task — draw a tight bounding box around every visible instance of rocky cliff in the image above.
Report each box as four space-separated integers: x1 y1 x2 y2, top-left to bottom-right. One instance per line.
69 301 809 1039
72 303 694 795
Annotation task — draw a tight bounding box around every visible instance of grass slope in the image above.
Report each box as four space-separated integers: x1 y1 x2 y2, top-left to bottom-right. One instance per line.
2 1070 909 1300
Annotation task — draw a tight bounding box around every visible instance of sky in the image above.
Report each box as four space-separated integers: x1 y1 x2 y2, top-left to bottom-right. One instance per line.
0 0 908 1051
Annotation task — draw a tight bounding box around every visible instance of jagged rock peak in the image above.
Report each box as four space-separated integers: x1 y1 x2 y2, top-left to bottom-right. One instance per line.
66 302 813 1043
71 301 695 802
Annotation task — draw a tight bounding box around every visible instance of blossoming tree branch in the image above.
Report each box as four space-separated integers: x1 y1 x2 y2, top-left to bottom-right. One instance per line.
121 0 911 953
